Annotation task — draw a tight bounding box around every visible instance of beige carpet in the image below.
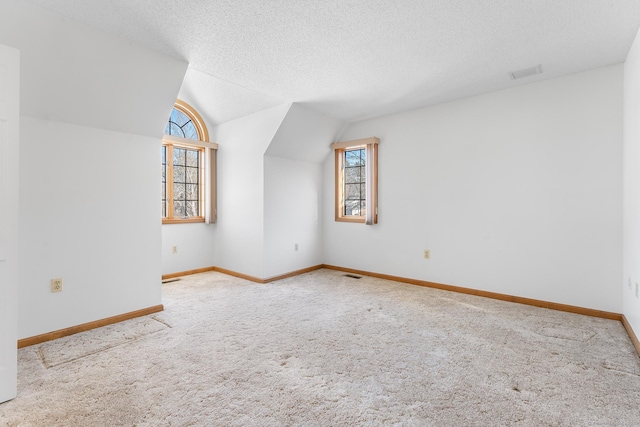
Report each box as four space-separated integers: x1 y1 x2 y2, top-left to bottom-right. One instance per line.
1 269 639 426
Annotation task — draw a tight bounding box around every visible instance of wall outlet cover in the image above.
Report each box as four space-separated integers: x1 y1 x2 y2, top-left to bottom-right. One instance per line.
51 278 63 293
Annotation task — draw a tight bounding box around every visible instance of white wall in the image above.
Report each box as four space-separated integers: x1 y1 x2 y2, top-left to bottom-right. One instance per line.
324 65 623 313
0 1 187 338
262 103 344 278
266 103 345 163
623 28 640 337
212 104 290 278
204 102 343 280
0 42 20 402
161 224 215 276
162 76 218 277
0 0 187 138
263 156 323 278
19 117 162 339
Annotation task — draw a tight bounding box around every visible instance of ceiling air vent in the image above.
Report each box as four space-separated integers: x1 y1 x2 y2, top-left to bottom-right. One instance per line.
509 64 543 80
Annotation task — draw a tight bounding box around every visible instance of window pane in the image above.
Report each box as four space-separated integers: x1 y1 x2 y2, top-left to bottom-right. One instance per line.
346 183 361 199
186 184 199 200
186 201 199 217
173 166 185 183
185 167 198 184
174 148 186 166
345 150 362 166
171 108 190 127
174 200 185 217
183 124 199 141
342 148 366 218
174 183 185 201
345 200 360 216
186 150 199 167
345 166 361 184
169 122 184 138
166 108 200 141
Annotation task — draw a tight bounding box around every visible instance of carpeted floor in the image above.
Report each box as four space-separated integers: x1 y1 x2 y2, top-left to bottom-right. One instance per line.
1 269 639 426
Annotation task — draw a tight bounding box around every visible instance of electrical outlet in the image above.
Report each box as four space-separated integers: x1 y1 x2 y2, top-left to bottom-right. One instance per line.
172 246 178 254
51 278 63 293
636 283 639 299
295 243 299 251
424 249 430 259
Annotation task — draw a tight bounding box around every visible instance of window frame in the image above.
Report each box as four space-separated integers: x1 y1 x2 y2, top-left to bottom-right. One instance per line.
162 100 217 225
333 137 379 224
162 142 205 224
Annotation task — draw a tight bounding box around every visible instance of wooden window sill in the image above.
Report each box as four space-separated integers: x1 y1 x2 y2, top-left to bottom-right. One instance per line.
335 216 366 223
162 217 205 224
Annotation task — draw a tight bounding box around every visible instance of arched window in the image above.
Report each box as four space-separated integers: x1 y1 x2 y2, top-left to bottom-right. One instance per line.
162 100 217 224
164 100 209 141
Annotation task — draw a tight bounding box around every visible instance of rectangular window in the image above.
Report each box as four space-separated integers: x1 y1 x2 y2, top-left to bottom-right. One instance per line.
163 143 205 223
343 148 366 216
172 147 200 218
333 137 379 224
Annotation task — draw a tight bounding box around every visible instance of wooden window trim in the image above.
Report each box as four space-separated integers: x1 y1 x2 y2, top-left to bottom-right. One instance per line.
163 134 218 150
162 100 217 225
162 217 205 224
174 99 209 142
333 137 379 224
162 142 205 224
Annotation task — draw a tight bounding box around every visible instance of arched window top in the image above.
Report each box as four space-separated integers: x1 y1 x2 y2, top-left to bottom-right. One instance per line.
164 99 209 142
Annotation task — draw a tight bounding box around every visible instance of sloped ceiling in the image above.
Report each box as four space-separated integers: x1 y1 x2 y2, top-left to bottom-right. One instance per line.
265 104 345 163
21 0 640 124
177 68 283 128
0 0 187 138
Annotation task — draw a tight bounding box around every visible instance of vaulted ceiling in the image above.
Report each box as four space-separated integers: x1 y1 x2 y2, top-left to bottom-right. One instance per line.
21 0 640 124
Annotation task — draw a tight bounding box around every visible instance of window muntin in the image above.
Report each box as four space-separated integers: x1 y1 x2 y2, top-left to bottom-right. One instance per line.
162 100 212 224
167 145 202 219
173 147 200 217
165 108 199 140
333 137 379 224
343 148 366 216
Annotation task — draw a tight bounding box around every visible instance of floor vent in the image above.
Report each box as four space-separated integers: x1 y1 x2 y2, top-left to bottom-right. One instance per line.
162 278 181 284
509 64 543 80
344 274 362 279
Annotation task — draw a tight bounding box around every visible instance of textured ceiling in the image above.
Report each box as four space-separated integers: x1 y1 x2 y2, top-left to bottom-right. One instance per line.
177 68 283 127
24 0 640 123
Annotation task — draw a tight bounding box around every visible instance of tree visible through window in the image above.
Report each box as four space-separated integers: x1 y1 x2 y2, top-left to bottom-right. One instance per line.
162 100 216 224
171 147 200 218
333 137 379 224
165 107 200 140
343 148 366 216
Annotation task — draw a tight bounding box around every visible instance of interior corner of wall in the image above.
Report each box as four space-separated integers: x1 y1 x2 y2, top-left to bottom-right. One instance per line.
262 103 293 156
